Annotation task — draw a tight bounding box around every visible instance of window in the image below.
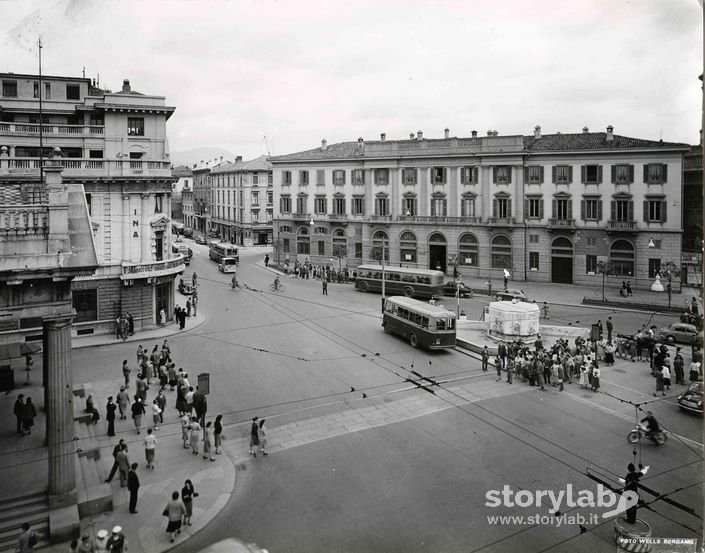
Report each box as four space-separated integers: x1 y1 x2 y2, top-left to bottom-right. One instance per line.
402 168 417 185
400 231 417 263
651 239 662 249
33 82 39 98
586 255 597 274
299 171 309 185
553 165 572 184
526 198 543 219
529 234 539 244
460 166 478 185
85 193 92 216
458 233 478 266
89 150 103 159
296 196 307 214
316 170 325 186
155 231 164 261
314 196 327 214
611 199 634 222
73 289 98 323
402 197 416 216
493 166 512 184
493 197 511 218
525 166 544 184
318 241 325 255
2 80 17 97
644 200 667 223
154 194 163 213
581 165 602 184
611 164 634 184
644 163 667 184
374 169 389 185
648 258 661 279
375 196 389 216
461 196 476 218
267 191 273 204
283 238 290 253
127 117 144 136
268 173 273 185
333 170 346 186
553 198 572 220
333 197 345 215
297 228 310 254
44 83 51 99
491 235 512 269
609 240 635 276
586 237 597 246
371 230 389 262
252 210 259 223
252 191 259 206
283 171 292 185
352 169 364 185
352 197 365 216
581 198 602 221
529 252 540 271
431 167 446 184
431 196 447 217
66 84 80 100
280 196 291 214
354 242 363 258
280 225 292 233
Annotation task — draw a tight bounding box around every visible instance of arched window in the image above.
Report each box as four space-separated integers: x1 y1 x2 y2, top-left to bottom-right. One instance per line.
610 239 634 276
491 235 512 269
371 230 389 262
428 232 446 245
297 226 310 255
551 237 573 255
400 231 417 263
332 228 347 258
458 233 479 266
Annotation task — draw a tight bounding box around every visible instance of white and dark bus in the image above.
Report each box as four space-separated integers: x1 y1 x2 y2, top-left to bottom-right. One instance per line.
382 296 456 349
354 265 445 299
209 242 238 264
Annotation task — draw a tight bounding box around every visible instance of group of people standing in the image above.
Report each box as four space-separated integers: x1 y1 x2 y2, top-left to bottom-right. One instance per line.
114 312 134 341
13 394 37 436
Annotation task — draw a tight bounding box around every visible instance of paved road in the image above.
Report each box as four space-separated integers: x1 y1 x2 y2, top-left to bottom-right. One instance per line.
70 246 703 552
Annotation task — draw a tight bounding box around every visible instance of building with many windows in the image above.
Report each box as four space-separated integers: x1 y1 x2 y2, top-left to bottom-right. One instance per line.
0 72 182 335
269 126 689 289
210 155 273 245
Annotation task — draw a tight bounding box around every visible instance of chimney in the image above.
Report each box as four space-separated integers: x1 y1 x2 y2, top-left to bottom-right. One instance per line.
357 137 364 150
487 130 493 136
321 139 327 150
494 130 499 136
534 125 541 139
582 126 589 134
606 125 614 141
417 130 423 140
236 156 242 163
380 133 386 142
471 130 477 138
444 128 450 139
220 156 223 162
121 79 131 93
410 133 415 140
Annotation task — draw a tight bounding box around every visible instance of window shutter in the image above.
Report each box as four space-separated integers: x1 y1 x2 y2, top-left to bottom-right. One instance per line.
662 164 667 183
661 200 667 222
581 166 586 184
597 200 603 221
473 167 479 184
567 200 572 219
628 165 634 184
539 199 544 219
597 165 603 184
610 201 616 221
627 201 634 221
524 167 529 183
460 168 466 184
539 166 544 184
524 198 529 218
568 166 573 184
643 165 648 184
493 167 497 184
443 200 448 216
552 166 556 183
443 168 447 184
643 201 649 222
507 168 512 184
493 199 498 217
552 199 557 218
580 200 586 221
507 198 512 217
610 165 616 184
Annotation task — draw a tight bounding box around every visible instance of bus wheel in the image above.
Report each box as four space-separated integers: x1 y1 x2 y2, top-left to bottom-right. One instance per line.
403 286 413 297
409 333 418 348
359 281 369 292
383 321 391 334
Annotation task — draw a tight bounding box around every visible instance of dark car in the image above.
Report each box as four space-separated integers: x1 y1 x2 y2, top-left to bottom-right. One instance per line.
182 227 194 238
442 281 474 298
677 381 703 414
495 288 527 302
195 235 207 245
178 279 194 295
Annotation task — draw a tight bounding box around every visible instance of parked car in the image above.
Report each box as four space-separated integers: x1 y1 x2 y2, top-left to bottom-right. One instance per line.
442 281 474 298
172 242 192 265
182 227 194 238
657 322 698 345
178 279 194 295
677 381 703 414
195 235 207 245
495 288 527 302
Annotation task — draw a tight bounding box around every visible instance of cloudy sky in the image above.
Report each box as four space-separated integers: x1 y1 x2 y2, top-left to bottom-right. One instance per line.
1 0 702 159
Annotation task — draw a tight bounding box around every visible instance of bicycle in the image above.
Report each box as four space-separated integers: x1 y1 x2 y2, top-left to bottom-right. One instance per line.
270 282 286 292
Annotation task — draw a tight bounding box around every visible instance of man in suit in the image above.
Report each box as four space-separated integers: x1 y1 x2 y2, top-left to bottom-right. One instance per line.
127 463 140 514
105 439 127 483
116 444 130 488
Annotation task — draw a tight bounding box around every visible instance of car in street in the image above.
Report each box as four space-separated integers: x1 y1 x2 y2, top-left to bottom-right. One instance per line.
657 322 698 345
178 279 194 295
495 288 527 302
442 281 474 298
677 381 703 414
172 242 192 265
195 235 207 245
182 227 194 238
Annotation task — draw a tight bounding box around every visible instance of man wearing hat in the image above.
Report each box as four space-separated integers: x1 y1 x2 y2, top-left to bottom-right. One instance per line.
95 529 109 550
107 526 127 553
127 463 140 514
13 394 25 435
106 396 117 437
116 386 130 420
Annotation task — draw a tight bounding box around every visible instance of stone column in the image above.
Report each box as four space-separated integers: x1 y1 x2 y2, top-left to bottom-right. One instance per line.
44 313 77 506
122 195 130 262
141 193 151 262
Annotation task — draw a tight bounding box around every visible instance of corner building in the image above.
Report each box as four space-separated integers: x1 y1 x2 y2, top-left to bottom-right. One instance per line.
269 126 688 289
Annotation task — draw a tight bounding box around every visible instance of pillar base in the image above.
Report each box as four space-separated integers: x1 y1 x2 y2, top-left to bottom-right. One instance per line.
614 516 652 552
48 489 78 510
48 504 80 544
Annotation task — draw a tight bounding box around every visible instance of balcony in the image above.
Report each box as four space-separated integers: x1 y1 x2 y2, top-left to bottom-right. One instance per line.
607 220 637 232
0 206 49 235
0 157 172 178
488 217 515 226
291 212 312 221
369 215 392 223
547 218 576 231
120 255 185 281
396 215 481 224
0 123 104 136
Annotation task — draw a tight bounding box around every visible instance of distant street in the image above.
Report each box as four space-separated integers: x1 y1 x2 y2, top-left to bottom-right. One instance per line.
70 243 703 553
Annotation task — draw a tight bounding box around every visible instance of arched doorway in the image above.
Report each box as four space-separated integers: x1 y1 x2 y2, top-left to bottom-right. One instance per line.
551 236 574 284
428 232 447 272
610 239 635 277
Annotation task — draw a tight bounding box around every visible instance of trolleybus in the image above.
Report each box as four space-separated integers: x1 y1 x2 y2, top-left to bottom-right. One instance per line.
209 242 239 264
382 296 456 349
355 265 445 299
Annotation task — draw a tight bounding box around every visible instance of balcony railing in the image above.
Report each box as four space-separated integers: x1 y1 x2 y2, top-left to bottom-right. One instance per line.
488 217 515 226
607 220 637 231
369 215 392 223
0 123 104 136
397 215 481 224
291 212 312 221
121 255 185 280
0 206 49 234
1 158 172 177
548 218 576 229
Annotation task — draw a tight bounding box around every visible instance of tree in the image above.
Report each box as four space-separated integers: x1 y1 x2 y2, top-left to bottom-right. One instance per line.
596 260 615 302
332 244 347 272
658 261 681 308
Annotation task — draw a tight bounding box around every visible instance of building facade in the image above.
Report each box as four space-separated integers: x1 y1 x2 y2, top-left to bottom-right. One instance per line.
269 126 689 289
0 73 183 336
170 164 192 223
210 155 273 246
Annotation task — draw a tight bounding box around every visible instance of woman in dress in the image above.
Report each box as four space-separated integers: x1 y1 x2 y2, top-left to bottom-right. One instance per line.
22 397 37 435
258 419 268 456
181 480 197 526
203 421 215 461
165 491 187 543
661 363 671 391
189 417 201 455
214 415 223 455
604 342 615 366
591 365 600 392
579 364 589 389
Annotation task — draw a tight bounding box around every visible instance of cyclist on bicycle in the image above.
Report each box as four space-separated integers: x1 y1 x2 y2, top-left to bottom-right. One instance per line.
231 273 240 289
273 276 280 291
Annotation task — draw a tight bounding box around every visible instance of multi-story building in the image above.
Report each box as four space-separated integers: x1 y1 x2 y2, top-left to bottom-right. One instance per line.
682 144 703 286
182 181 194 230
269 126 689 289
210 155 273 245
170 164 192 223
0 72 182 335
192 163 211 235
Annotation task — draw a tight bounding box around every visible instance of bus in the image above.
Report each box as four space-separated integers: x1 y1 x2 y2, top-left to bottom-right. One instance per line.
209 242 238 264
354 265 445 299
217 257 238 273
382 296 456 349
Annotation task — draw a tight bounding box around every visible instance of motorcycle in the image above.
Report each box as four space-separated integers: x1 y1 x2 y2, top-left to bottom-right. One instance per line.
627 423 667 446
